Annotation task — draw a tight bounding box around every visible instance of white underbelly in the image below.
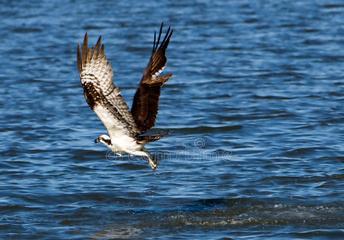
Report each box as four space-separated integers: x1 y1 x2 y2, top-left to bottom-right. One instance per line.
110 135 143 153
93 104 142 153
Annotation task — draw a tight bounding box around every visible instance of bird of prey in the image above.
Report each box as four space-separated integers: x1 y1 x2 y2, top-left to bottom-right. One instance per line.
77 23 173 170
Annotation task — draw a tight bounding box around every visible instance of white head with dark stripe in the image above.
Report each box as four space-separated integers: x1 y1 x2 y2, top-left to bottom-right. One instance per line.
95 134 111 147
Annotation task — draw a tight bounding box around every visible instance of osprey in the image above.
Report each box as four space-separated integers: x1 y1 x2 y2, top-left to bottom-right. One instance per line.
77 24 173 170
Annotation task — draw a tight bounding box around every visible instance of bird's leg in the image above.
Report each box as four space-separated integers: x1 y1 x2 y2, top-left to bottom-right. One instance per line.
145 151 159 171
127 150 158 170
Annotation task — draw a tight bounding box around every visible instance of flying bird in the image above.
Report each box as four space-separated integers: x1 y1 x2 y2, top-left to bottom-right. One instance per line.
77 23 173 170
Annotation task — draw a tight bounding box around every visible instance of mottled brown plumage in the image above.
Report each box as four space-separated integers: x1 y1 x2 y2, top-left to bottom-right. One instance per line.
77 33 139 138
76 23 173 170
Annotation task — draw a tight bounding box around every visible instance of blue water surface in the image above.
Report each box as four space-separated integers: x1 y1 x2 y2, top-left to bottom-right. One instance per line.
0 0 343 239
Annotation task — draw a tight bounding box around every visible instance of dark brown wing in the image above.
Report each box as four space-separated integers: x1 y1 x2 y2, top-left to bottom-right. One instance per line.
131 23 173 133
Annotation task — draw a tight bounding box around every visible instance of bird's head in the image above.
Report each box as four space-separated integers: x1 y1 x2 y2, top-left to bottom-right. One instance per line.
95 134 111 146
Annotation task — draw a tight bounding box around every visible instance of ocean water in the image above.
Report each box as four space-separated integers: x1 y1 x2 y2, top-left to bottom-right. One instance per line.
0 0 343 239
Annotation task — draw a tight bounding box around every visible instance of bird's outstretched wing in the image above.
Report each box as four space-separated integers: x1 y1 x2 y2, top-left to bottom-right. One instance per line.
131 23 173 133
77 33 139 138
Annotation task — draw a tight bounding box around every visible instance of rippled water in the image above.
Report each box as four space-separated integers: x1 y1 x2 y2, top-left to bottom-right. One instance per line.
1 0 343 239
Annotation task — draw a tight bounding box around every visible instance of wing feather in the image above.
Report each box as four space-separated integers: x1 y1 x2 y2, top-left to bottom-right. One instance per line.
77 33 139 138
131 23 173 132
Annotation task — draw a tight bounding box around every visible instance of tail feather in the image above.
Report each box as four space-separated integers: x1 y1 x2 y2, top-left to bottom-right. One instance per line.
136 130 169 144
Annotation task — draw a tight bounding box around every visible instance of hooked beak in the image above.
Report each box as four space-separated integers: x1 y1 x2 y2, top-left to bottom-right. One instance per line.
95 137 100 143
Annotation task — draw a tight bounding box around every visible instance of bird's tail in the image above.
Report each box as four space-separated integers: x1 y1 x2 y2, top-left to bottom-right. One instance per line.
137 130 170 144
